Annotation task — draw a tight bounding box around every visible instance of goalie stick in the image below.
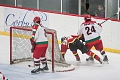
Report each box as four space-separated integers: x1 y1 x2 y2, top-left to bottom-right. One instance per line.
100 9 120 24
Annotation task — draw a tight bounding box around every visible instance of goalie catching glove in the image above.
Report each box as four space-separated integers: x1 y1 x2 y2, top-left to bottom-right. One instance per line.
30 38 36 53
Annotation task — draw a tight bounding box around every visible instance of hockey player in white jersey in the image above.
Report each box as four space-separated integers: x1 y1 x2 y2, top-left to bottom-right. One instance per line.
30 16 49 73
77 14 108 62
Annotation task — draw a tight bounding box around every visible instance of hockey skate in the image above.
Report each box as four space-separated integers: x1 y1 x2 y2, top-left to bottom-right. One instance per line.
103 55 108 61
103 55 109 63
86 57 94 61
62 54 65 60
75 55 80 62
40 62 49 71
76 58 80 61
98 59 103 64
76 58 80 62
31 67 41 73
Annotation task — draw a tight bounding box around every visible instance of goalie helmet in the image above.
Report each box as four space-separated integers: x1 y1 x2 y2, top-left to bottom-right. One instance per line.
33 16 41 24
84 14 91 21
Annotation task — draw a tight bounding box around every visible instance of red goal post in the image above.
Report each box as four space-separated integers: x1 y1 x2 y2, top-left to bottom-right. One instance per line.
10 26 75 72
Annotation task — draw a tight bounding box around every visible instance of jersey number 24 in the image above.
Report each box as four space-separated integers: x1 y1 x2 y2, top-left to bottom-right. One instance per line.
85 26 96 35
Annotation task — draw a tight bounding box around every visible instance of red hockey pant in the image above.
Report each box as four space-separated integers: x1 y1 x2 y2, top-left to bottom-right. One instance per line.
85 39 104 51
33 44 48 59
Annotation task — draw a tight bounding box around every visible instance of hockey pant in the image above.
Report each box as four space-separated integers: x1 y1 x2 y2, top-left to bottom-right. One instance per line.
69 39 88 54
33 44 48 67
60 41 80 60
85 39 106 56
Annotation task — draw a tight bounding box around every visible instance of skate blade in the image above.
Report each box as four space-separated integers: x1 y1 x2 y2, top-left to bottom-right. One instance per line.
31 70 49 74
31 71 40 74
76 60 81 63
103 61 109 64
40 70 50 73
86 60 94 63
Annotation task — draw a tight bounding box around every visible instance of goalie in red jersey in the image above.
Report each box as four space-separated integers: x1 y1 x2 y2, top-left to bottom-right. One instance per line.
30 16 49 73
60 35 103 64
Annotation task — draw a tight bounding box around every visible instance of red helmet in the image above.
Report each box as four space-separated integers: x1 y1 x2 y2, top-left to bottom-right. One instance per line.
84 14 91 21
33 16 41 24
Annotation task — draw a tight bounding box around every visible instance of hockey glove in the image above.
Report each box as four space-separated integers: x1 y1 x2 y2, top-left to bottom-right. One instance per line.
97 23 102 27
30 38 36 53
79 34 85 42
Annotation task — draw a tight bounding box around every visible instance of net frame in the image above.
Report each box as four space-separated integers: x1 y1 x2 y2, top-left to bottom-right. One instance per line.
10 26 75 72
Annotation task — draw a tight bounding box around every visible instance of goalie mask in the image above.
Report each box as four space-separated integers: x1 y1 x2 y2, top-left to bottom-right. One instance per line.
33 16 41 24
84 14 91 21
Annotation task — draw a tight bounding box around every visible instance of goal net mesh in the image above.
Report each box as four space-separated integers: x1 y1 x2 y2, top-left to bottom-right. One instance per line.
10 26 75 72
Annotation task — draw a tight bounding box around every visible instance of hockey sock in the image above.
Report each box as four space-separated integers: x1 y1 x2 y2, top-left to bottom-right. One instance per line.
72 51 80 61
40 57 47 68
34 58 40 68
86 51 100 61
61 52 65 59
100 50 106 57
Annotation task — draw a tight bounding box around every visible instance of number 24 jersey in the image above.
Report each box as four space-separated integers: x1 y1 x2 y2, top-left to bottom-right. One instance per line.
77 21 102 42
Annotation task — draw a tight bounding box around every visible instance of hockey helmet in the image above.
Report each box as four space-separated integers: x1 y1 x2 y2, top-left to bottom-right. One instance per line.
84 14 91 21
33 16 41 24
61 36 66 43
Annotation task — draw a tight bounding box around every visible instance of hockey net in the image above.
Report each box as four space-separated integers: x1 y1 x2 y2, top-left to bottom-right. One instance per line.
10 26 75 72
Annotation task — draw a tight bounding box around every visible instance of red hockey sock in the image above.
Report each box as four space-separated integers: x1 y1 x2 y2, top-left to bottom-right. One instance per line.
86 51 100 61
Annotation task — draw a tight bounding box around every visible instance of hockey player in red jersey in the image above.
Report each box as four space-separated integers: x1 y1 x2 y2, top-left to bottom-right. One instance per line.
61 35 81 61
77 14 108 62
30 16 49 73
61 35 103 64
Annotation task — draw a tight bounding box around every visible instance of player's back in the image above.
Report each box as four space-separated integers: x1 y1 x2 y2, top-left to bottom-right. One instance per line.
81 21 102 42
34 26 48 42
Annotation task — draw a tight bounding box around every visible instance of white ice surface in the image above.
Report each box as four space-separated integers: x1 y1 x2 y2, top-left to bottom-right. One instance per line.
0 35 120 80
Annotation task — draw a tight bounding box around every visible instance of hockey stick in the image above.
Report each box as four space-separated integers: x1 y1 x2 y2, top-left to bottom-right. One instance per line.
85 0 89 13
100 9 119 24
